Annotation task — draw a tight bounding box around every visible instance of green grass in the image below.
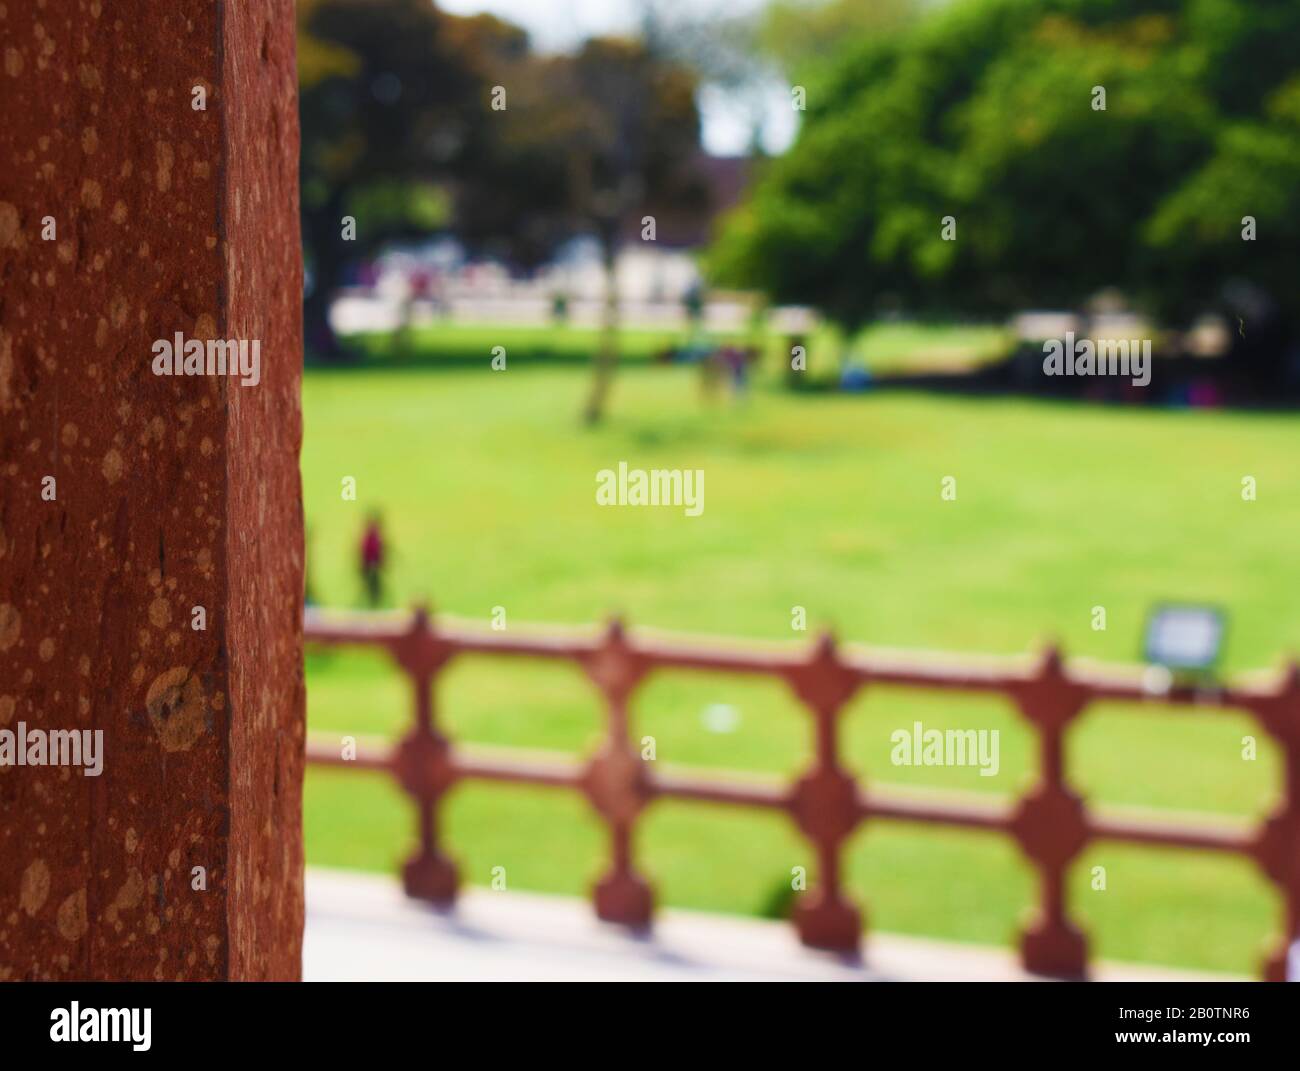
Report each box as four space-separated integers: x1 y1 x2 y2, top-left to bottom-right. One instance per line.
347 320 677 368
340 317 1012 377
303 323 1298 974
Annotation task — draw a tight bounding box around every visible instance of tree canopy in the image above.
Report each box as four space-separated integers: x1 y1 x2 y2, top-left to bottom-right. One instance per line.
708 0 1300 338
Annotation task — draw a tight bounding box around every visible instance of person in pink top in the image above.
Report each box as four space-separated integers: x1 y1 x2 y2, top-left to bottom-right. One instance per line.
359 513 386 608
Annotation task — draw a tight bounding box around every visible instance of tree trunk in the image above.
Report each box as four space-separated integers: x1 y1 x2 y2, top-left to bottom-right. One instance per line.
583 235 621 425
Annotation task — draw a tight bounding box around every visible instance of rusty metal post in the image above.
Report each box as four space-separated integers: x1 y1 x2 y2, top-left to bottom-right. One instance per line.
392 607 459 904
787 634 864 952
0 0 304 979
582 620 653 927
1010 648 1089 978
1248 664 1300 981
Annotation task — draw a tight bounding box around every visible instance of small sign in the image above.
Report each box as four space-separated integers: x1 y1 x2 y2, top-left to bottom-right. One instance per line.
1143 605 1225 673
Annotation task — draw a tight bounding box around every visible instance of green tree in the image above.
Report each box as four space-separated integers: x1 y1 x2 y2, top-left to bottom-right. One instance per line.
297 0 525 359
709 0 1300 387
759 0 927 83
298 2 707 407
572 38 707 423
502 37 706 423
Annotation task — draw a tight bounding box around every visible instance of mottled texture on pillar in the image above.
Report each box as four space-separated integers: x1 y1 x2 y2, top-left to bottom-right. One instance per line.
0 0 304 980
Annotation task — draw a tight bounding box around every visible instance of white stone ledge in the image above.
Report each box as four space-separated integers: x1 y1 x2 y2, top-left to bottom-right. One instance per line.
303 868 1243 983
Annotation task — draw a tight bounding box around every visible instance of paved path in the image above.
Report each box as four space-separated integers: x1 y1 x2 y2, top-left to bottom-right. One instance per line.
303 868 1241 982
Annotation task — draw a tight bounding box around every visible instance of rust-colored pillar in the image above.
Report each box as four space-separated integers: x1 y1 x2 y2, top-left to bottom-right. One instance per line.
0 0 303 980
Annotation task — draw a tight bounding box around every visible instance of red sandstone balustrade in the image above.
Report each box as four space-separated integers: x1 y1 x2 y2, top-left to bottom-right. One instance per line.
304 606 1300 980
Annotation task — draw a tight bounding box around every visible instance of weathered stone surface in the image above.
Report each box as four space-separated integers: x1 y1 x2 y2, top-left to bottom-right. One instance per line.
0 0 303 980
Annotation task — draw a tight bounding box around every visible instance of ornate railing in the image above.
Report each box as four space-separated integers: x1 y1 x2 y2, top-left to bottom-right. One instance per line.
304 606 1300 979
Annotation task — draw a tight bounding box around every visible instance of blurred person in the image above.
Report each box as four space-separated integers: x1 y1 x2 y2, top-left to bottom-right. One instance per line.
680 329 722 404
359 513 387 608
712 344 741 399
356 259 380 296
722 344 760 400
394 264 440 356
683 279 705 327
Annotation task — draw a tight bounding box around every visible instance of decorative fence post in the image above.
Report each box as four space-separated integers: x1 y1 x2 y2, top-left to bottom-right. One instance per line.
786 634 864 952
1246 663 1300 981
1010 648 1090 978
305 608 1300 979
582 620 654 927
392 607 458 904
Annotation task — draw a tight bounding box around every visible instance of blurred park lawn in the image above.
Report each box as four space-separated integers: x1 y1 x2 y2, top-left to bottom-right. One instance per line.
302 323 1299 974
